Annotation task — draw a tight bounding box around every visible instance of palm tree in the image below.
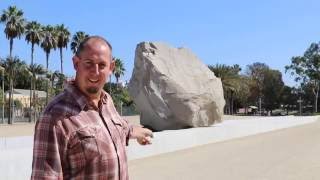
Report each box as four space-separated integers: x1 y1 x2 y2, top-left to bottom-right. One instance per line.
25 21 43 121
33 65 46 119
209 64 241 114
0 56 26 124
113 58 126 87
40 25 57 104
27 63 45 122
54 72 65 94
46 70 62 98
25 21 43 66
55 24 70 74
0 6 26 57
70 31 89 54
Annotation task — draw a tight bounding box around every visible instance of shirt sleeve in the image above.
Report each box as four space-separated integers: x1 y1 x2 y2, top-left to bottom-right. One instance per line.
31 114 68 179
121 117 133 146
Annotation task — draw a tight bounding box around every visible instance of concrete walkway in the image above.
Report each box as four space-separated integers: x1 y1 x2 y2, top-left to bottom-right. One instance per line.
0 115 318 179
129 119 320 180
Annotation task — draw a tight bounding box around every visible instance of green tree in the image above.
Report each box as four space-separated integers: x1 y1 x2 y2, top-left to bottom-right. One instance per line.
236 76 252 114
25 21 43 66
14 67 32 89
0 6 26 57
103 84 133 114
70 31 89 54
25 21 43 120
300 83 316 113
47 70 64 97
55 24 70 74
209 64 241 114
13 99 23 109
285 42 320 113
0 56 26 124
41 25 57 104
246 63 285 114
280 86 298 115
54 72 65 95
28 63 46 121
246 62 269 114
113 58 126 86
262 69 284 113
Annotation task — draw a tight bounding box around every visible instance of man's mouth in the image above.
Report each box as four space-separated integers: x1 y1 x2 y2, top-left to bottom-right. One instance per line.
88 79 99 83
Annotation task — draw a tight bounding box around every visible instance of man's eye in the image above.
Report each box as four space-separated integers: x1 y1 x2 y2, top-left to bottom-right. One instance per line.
99 64 106 69
84 62 93 66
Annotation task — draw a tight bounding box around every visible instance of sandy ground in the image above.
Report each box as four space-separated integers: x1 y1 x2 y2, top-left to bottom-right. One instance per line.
0 123 35 137
0 115 141 137
129 119 320 180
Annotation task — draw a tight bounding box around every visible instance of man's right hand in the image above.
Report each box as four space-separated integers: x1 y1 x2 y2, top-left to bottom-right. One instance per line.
131 125 153 145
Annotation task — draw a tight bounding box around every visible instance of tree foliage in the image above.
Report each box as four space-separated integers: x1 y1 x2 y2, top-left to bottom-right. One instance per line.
113 57 126 84
70 31 89 54
209 64 242 114
55 24 70 74
0 56 27 123
246 62 284 113
0 6 25 57
285 42 320 112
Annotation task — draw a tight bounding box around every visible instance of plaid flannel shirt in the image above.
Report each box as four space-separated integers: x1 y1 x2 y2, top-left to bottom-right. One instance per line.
31 82 132 180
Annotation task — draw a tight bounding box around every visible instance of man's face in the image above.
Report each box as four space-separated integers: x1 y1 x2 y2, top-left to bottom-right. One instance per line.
72 39 114 99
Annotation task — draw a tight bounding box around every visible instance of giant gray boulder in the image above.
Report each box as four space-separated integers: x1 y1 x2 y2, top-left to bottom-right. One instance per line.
128 42 225 131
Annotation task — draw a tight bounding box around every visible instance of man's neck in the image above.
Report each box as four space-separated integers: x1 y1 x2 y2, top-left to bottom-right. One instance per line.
86 91 102 108
91 98 100 108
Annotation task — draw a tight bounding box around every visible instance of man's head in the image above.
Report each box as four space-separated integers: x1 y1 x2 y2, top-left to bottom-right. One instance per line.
72 36 114 100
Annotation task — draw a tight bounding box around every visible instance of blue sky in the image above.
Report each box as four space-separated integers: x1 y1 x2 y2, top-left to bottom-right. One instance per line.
1 0 320 86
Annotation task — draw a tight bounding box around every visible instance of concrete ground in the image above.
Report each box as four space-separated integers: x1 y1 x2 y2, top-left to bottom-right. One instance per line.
129 119 320 180
1 115 319 180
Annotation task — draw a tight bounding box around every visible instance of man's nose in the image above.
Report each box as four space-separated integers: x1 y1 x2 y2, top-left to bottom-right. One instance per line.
91 64 99 75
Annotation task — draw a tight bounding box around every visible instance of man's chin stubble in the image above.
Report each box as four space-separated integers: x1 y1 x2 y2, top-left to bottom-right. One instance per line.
86 87 99 94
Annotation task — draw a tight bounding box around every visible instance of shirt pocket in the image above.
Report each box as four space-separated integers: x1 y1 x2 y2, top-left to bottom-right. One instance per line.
68 126 101 169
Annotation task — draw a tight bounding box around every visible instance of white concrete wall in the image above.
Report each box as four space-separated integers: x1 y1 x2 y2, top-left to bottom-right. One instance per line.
0 136 33 180
0 116 318 180
127 116 317 159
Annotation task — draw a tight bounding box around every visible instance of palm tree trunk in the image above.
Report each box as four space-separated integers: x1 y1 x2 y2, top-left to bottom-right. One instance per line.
33 77 37 121
60 48 63 74
46 52 49 105
51 76 54 96
230 92 234 115
8 79 13 124
312 82 319 113
315 87 319 113
46 52 49 71
29 79 32 123
226 91 230 115
109 75 112 94
244 103 248 115
9 38 13 57
29 44 35 122
116 76 119 89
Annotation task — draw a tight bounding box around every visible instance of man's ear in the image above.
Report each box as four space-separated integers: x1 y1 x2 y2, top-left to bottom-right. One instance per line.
72 56 79 70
